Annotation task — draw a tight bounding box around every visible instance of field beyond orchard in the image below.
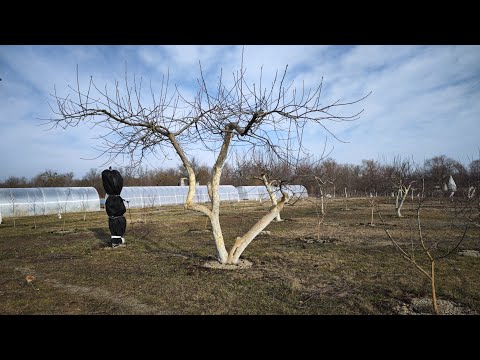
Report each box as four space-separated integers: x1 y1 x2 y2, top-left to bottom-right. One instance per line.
0 197 478 315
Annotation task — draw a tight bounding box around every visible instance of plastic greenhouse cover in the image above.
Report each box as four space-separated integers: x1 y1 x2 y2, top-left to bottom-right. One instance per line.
283 185 309 198
111 185 240 208
236 185 308 200
236 186 273 200
0 187 100 217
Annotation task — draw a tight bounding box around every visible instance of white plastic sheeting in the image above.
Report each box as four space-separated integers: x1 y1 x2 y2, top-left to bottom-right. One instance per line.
236 186 274 201
283 185 309 199
116 185 240 208
448 175 457 192
0 187 100 217
236 185 308 201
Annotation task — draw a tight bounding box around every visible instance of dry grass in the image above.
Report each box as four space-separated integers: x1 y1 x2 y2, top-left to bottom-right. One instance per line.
0 197 478 315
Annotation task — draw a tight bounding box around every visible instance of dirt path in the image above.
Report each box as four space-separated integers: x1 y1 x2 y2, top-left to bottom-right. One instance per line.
14 266 169 315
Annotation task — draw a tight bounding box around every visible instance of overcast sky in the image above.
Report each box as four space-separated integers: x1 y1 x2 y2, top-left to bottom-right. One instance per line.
0 45 479 181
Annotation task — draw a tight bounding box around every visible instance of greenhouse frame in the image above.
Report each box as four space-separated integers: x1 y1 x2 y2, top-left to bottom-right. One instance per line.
0 187 100 217
115 185 240 208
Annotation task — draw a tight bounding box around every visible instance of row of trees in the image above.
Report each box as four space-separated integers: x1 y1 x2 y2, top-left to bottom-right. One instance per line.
32 55 480 311
3 154 479 199
0 55 475 314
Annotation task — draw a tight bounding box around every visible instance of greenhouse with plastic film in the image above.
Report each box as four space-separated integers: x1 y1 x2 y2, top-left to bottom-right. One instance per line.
0 187 100 217
115 185 240 208
236 185 309 201
283 185 309 198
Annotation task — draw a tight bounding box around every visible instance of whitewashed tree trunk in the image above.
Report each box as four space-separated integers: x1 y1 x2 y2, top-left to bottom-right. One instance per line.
228 193 288 264
169 133 228 263
170 128 289 265
468 186 476 199
319 188 325 215
9 193 17 228
344 188 349 210
261 174 282 222
395 189 400 211
396 204 402 217
314 177 326 216
275 210 281 222
396 184 412 218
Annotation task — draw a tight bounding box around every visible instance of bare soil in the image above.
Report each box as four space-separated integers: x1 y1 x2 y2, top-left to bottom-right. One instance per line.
0 197 478 315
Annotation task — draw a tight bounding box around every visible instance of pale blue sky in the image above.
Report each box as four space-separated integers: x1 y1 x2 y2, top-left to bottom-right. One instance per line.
0 45 479 180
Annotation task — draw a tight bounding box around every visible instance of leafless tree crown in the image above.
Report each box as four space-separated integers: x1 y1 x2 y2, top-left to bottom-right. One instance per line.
44 58 370 168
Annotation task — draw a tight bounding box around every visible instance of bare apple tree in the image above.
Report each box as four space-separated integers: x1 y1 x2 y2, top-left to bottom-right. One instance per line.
61 188 72 234
79 190 89 221
28 192 40 229
384 156 416 217
310 164 339 238
376 191 470 315
44 56 369 265
311 154 338 217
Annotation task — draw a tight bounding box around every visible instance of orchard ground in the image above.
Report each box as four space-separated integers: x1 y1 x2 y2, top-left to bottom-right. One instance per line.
0 197 478 315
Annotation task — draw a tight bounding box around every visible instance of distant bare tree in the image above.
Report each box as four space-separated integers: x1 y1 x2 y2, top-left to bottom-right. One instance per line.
381 156 417 217
360 159 382 197
392 157 416 218
343 186 351 211
395 181 416 217
376 192 470 315
2 176 29 188
368 198 375 226
295 144 334 216
79 191 89 221
8 192 17 228
465 197 480 228
468 157 480 192
45 53 369 264
447 178 480 230
313 176 331 216
424 155 467 192
56 189 72 234
56 200 63 220
33 170 75 187
320 159 342 198
467 186 476 199
311 198 326 241
141 188 148 224
80 168 104 197
28 192 40 229
235 151 293 222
